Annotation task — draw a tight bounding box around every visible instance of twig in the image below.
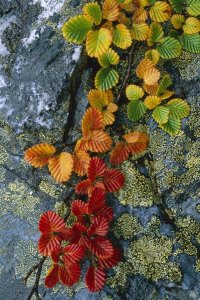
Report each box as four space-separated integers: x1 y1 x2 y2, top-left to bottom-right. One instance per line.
115 42 136 104
25 256 46 300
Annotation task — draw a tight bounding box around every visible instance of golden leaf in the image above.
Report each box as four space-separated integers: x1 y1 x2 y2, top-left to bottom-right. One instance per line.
143 83 159 95
73 150 91 176
24 143 56 168
86 28 112 58
144 95 161 109
48 152 73 182
103 0 120 21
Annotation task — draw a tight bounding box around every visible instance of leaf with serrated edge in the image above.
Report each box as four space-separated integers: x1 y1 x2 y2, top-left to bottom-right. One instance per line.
86 28 112 58
95 67 119 90
24 143 56 168
62 15 92 43
48 152 73 183
83 2 102 25
127 100 147 121
126 84 144 101
152 105 170 124
113 24 132 49
167 98 190 119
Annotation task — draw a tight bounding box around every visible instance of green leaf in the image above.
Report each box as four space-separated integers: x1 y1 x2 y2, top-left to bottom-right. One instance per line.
169 0 185 13
160 117 181 135
127 100 147 122
62 15 93 44
167 98 190 119
152 106 170 124
98 48 119 67
95 67 119 90
157 37 182 59
83 2 102 25
187 0 200 16
126 84 144 101
179 33 200 53
157 75 172 95
147 22 164 46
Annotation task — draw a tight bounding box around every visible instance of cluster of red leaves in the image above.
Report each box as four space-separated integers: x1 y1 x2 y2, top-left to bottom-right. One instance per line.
38 157 124 292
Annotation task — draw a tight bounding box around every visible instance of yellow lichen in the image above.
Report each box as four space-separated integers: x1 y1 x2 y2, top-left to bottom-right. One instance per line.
117 161 155 207
127 234 181 282
113 213 142 240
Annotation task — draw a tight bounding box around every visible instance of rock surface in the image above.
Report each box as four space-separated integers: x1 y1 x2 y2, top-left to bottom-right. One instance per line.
0 0 200 300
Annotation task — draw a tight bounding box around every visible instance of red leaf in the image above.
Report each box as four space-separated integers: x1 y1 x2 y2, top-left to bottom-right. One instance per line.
88 188 106 214
87 216 109 236
38 233 61 256
85 266 106 292
75 179 92 195
45 264 59 288
71 200 88 217
38 211 65 234
94 206 113 222
88 157 106 180
110 142 130 165
58 264 81 286
98 247 122 269
88 237 114 258
63 244 85 265
58 228 74 241
103 169 125 192
51 246 63 263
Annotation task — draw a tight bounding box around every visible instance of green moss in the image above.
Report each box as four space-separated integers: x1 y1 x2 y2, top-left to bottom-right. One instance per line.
113 213 142 240
127 234 181 282
117 161 155 207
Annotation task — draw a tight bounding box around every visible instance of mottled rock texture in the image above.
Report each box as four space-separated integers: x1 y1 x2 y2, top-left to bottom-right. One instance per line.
0 0 200 300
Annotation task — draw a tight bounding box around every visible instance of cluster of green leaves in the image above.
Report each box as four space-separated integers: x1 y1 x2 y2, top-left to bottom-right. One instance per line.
126 72 190 135
62 0 199 135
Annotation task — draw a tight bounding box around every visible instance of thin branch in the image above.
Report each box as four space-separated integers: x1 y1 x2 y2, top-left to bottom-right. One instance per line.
25 256 46 300
116 42 136 104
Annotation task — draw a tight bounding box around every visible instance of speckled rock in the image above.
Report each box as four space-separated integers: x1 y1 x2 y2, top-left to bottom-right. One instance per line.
0 1 200 300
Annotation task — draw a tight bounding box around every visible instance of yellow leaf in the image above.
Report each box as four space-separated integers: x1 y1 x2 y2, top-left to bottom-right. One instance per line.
103 0 120 21
171 14 185 30
183 17 200 34
144 95 161 109
159 90 174 100
133 8 148 24
24 144 56 168
86 28 112 58
107 102 118 112
150 1 172 22
87 89 108 109
83 2 102 25
145 49 160 65
98 48 119 67
113 24 132 49
48 152 73 182
126 84 144 100
118 12 131 27
120 0 134 12
131 23 149 41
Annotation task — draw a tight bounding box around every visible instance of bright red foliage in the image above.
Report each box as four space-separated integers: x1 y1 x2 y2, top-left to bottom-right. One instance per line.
75 157 125 195
38 186 122 292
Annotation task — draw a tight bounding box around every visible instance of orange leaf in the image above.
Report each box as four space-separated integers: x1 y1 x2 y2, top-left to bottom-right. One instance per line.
84 130 112 153
144 95 161 109
110 142 130 165
123 131 149 144
48 152 73 182
143 68 160 85
124 132 149 154
73 150 91 176
24 143 56 168
82 107 104 136
102 0 120 21
143 83 158 95
136 59 154 79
